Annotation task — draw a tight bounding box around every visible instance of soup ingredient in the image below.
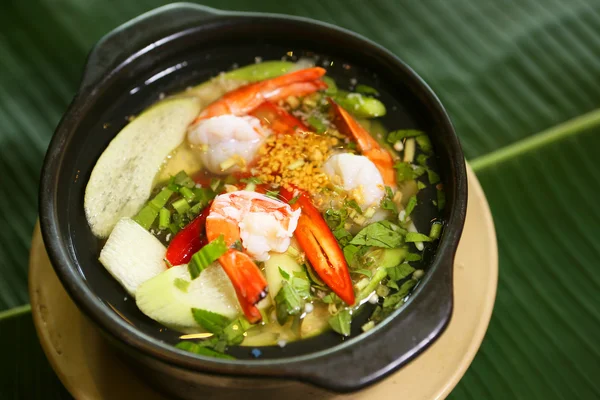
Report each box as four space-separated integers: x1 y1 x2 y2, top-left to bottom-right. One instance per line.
249 101 309 134
165 205 211 266
329 98 395 186
322 153 385 210
99 218 168 296
85 97 201 238
280 188 355 305
205 191 301 322
136 263 241 331
187 115 270 175
220 61 296 82
333 92 386 118
264 252 303 300
255 130 335 192
193 67 327 121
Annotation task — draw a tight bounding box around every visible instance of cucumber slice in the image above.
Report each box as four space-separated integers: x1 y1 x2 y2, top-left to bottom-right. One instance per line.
85 97 201 238
301 303 331 339
136 264 241 332
264 252 303 300
98 218 167 296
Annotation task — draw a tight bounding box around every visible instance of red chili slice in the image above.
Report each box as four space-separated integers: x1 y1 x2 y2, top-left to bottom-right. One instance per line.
165 203 211 266
280 187 356 305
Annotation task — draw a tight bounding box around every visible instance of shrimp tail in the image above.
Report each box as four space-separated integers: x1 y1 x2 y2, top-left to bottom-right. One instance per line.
218 249 268 323
328 98 396 186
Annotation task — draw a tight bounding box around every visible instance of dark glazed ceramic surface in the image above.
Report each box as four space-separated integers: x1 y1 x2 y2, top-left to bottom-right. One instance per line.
39 3 467 393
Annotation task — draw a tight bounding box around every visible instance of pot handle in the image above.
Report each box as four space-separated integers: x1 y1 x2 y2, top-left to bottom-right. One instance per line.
79 3 221 91
288 253 455 392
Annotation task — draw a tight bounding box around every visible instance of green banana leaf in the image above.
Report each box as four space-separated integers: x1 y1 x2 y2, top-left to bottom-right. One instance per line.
1 0 600 398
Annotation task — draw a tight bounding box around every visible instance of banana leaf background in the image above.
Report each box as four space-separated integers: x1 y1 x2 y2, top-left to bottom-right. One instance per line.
1 0 600 398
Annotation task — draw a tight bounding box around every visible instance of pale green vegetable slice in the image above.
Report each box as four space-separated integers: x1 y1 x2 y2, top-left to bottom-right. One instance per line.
85 97 201 238
98 218 167 296
264 252 303 300
301 303 331 339
136 264 240 333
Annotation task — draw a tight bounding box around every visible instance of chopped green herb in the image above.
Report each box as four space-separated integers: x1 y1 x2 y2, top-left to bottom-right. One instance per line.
415 135 433 154
173 171 196 189
159 208 171 230
356 267 388 301
376 284 390 297
427 168 440 185
345 199 363 214
405 253 422 262
133 188 174 229
381 186 398 214
386 279 399 290
343 244 361 266
417 181 427 190
437 189 446 211
416 154 429 167
307 116 327 133
193 187 217 207
429 222 443 239
172 198 191 214
191 308 231 333
350 220 406 248
393 162 425 183
291 276 312 299
323 76 338 95
180 186 196 201
387 129 424 143
329 309 352 336
210 179 222 192
174 278 190 293
324 208 348 230
240 177 262 184
404 196 417 218
362 320 376 332
274 282 304 325
322 292 339 304
222 317 251 346
355 84 379 96
383 279 418 310
351 269 373 278
175 341 235 359
265 189 280 200
278 266 290 281
386 263 415 281
405 232 432 243
288 195 300 205
189 235 228 279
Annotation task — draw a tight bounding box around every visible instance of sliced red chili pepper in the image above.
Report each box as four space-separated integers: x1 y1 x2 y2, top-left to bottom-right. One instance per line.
280 187 355 305
165 203 211 266
250 101 309 134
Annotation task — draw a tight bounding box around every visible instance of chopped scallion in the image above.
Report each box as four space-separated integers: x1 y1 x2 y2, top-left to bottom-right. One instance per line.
172 198 190 214
191 308 231 333
387 129 424 143
173 171 195 189
159 208 171 230
429 221 443 240
188 235 228 279
180 186 196 201
405 232 432 243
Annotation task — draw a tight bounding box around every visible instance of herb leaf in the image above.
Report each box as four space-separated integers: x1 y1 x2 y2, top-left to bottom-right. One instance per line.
274 282 304 325
350 220 406 248
386 263 415 281
278 266 290 281
383 279 418 310
387 129 424 143
175 341 235 359
329 309 352 336
191 308 231 334
405 232 432 243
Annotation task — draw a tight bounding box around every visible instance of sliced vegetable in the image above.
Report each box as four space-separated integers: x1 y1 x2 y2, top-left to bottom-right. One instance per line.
136 264 245 331
98 218 167 296
280 187 356 305
132 187 174 230
264 252 304 299
85 97 201 238
405 232 432 243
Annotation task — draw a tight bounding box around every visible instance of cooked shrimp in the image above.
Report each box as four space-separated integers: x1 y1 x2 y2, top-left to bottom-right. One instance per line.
193 67 327 122
187 115 270 175
206 191 301 322
323 153 385 210
328 98 396 186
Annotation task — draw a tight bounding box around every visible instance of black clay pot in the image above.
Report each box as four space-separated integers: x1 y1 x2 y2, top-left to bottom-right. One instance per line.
39 3 467 398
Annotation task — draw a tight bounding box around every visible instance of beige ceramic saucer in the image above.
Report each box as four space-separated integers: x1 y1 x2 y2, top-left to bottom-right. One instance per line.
29 165 497 400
